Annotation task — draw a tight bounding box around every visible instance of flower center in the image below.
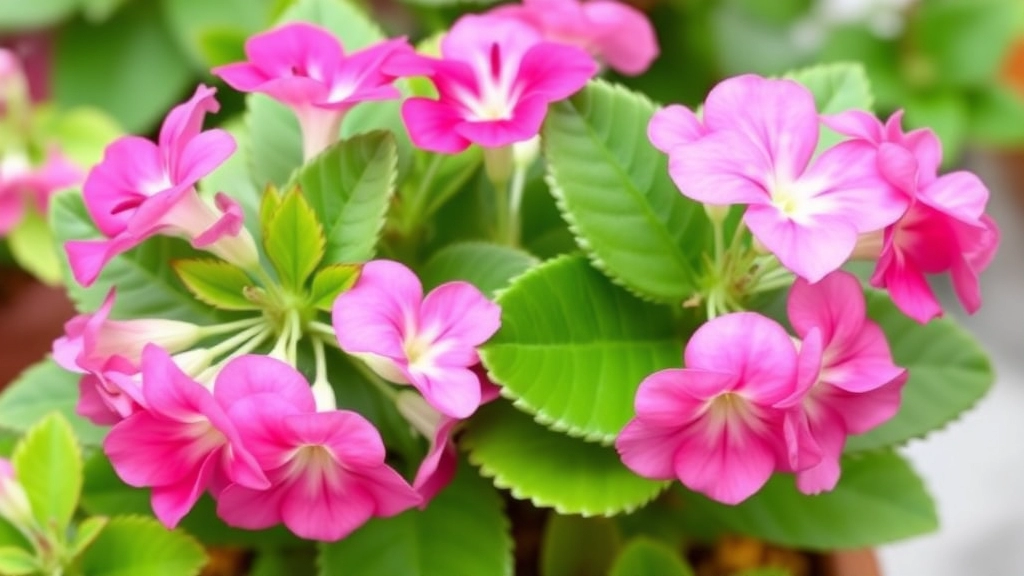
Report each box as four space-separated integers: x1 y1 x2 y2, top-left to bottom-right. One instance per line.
704 392 765 437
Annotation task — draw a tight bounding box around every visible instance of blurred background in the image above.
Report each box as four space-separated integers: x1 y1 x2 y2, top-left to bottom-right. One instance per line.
2 0 1023 574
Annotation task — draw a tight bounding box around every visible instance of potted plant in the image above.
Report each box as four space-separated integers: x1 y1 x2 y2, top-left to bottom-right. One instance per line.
0 0 997 574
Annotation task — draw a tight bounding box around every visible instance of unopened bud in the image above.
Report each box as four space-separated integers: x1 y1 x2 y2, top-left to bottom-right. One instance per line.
0 459 34 530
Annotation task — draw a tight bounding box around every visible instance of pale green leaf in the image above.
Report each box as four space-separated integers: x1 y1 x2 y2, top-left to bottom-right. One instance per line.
160 0 275 69
263 188 326 289
480 255 682 443
0 0 76 30
0 359 106 447
70 516 109 558
173 259 258 311
34 106 122 168
541 515 622 576
543 79 710 304
785 62 874 152
462 401 667 516
309 264 360 311
11 413 82 532
678 451 938 549
8 207 62 285
420 241 538 298
0 546 38 575
609 538 694 576
78 516 207 576
318 463 512 576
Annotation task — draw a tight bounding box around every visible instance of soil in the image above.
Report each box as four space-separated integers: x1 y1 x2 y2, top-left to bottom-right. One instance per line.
0 268 76 389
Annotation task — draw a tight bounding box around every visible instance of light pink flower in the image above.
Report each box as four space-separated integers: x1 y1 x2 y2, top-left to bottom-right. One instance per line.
0 148 82 235
213 355 420 541
776 271 906 493
103 346 268 528
332 260 502 419
824 110 999 323
650 75 909 282
0 458 33 530
488 0 658 75
213 23 410 159
387 14 597 153
616 313 816 504
66 85 257 287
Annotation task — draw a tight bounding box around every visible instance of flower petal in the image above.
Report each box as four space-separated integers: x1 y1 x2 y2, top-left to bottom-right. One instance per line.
333 259 423 361
744 205 858 283
648 105 705 153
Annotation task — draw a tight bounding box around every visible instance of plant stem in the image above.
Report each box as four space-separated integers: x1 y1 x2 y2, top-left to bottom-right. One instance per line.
195 316 265 339
310 337 337 411
207 324 269 359
505 164 527 247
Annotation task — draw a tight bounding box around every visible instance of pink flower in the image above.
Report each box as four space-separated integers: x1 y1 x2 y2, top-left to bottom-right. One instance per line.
824 110 999 323
0 148 82 235
387 14 597 153
213 355 420 541
103 346 268 528
649 75 909 282
66 85 258 287
489 0 658 75
616 313 816 504
776 271 906 493
332 260 502 419
213 23 410 160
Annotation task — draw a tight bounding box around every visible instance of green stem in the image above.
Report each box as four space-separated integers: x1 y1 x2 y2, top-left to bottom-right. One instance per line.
402 153 443 233
310 337 337 411
269 316 293 363
505 164 527 247
308 320 337 341
195 316 264 339
286 310 302 366
207 324 269 359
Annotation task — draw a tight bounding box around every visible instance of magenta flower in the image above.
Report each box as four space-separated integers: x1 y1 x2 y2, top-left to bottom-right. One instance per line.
213 355 420 541
0 148 82 235
650 75 909 282
825 110 1000 323
213 23 410 159
776 272 906 493
616 313 817 504
66 85 258 287
387 14 597 153
103 346 268 528
488 0 658 76
332 260 502 419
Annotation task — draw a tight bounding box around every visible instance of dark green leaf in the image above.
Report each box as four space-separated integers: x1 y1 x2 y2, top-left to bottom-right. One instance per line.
0 359 105 447
541 515 622 576
609 537 694 576
420 241 538 298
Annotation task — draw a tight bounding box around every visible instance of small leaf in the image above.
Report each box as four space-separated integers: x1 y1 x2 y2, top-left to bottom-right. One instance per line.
609 538 694 576
259 184 282 241
78 516 207 576
70 516 109 558
173 259 258 311
462 401 667 516
0 546 38 575
11 413 83 533
263 188 326 290
309 264 361 311
784 62 874 152
8 206 62 285
541 515 622 576
0 359 106 447
677 451 938 549
420 241 538 298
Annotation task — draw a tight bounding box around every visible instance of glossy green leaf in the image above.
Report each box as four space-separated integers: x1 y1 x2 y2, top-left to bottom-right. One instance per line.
543 80 710 304
50 191 222 323
0 359 105 447
785 62 874 152
541 515 622 576
678 451 937 549
309 264 360 311
263 189 326 290
318 463 512 576
53 0 194 133
0 547 38 576
291 132 398 264
78 516 207 576
8 207 62 286
845 293 994 452
462 401 667 516
11 413 82 533
609 538 694 576
173 259 258 311
480 255 682 443
420 241 538 297
70 516 109 558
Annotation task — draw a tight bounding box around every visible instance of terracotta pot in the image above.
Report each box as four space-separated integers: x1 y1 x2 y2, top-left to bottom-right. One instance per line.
0 268 75 389
822 549 882 576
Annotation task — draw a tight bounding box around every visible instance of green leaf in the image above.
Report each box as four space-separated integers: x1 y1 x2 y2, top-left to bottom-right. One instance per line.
609 538 694 576
70 516 109 558
8 207 62 285
50 190 222 323
318 462 512 576
462 401 667 516
0 546 38 576
264 189 326 290
541 515 622 576
173 259 258 311
0 0 76 30
902 91 969 166
784 62 874 152
420 241 538 298
11 413 82 533
34 106 123 168
160 0 275 69
53 0 194 133
845 292 995 452
309 264 360 311
78 516 207 576
678 451 938 549
480 255 682 443
0 360 105 447
968 85 1024 145
543 80 710 304
196 27 250 68
291 132 398 264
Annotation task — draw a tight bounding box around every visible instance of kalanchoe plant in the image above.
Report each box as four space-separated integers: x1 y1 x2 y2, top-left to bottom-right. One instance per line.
0 0 999 574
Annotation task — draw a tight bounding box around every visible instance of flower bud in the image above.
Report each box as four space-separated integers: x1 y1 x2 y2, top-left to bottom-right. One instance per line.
0 459 34 530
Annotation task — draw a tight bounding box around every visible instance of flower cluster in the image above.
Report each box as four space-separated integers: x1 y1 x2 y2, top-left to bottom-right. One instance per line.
616 271 905 503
